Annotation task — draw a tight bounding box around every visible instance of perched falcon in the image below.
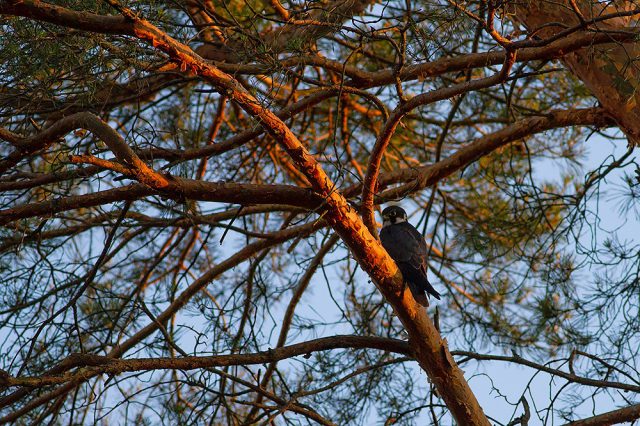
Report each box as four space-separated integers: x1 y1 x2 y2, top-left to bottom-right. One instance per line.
379 205 441 306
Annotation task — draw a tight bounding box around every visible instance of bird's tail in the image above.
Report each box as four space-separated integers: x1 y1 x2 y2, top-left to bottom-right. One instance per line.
402 266 441 303
424 281 441 300
408 281 431 306
410 275 441 300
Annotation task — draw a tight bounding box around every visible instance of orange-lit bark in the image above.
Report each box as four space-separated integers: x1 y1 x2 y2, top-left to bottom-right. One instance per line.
0 1 491 423
3 1 635 423
128 10 493 426
512 1 640 144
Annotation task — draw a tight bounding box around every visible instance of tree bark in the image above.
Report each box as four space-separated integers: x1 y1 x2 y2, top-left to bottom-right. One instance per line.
564 403 640 425
512 0 640 144
0 1 492 423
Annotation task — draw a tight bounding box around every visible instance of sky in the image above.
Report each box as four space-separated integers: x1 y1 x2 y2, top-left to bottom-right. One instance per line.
283 130 640 424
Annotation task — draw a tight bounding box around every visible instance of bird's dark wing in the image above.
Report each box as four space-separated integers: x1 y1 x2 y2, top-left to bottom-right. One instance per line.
380 223 441 301
380 222 428 266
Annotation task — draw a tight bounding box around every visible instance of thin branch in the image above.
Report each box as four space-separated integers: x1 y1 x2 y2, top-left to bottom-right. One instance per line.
452 351 640 393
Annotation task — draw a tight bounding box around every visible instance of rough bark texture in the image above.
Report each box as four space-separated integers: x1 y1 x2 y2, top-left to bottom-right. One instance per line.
512 2 640 424
0 1 492 423
564 403 640 425
3 0 637 424
512 0 640 144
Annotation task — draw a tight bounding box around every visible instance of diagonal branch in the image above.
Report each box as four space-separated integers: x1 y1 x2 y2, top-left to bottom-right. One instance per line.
1 2 492 423
375 107 615 201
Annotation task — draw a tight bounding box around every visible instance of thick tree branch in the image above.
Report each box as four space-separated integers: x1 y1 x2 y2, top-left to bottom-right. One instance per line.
512 1 640 144
375 107 615 201
563 403 640 426
2 2 633 423
0 181 319 226
0 0 131 32
0 1 491 423
0 335 410 388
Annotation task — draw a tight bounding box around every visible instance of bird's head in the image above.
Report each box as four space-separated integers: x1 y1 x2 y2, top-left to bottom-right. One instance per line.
381 205 408 227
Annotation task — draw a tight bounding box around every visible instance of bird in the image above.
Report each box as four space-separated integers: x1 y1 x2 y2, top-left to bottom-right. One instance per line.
379 205 441 306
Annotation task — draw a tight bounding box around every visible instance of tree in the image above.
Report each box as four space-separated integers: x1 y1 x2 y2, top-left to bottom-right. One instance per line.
0 0 639 424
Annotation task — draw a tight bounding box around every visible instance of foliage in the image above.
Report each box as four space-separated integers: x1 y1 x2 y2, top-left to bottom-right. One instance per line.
1 0 639 424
